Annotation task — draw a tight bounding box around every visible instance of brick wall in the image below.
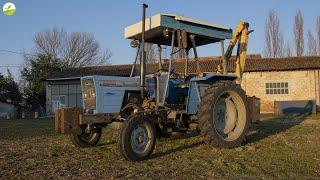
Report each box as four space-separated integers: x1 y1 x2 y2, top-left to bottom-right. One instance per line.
241 70 320 113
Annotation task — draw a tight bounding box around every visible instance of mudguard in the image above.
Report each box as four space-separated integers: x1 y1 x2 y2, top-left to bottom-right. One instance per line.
186 73 237 114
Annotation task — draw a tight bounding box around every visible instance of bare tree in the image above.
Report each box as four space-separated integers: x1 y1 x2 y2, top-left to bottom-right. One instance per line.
264 10 284 58
307 30 317 56
284 40 292 57
294 10 304 56
33 27 112 68
135 43 157 64
145 43 157 63
142 43 191 64
317 16 320 55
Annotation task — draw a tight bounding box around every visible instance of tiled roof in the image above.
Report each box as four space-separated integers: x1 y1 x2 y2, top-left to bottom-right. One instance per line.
245 56 320 72
47 55 320 80
47 64 133 79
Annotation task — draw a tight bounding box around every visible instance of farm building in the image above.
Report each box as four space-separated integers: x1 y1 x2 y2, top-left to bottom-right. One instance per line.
45 55 320 115
0 100 17 119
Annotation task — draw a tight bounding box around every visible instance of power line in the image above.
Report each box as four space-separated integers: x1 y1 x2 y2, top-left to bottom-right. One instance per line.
0 49 54 66
0 50 24 68
0 49 37 57
0 65 20 67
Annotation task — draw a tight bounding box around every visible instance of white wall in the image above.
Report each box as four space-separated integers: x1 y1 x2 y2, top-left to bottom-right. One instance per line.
242 70 320 113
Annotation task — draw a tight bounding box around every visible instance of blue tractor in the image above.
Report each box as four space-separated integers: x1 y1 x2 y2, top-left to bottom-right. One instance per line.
55 4 254 161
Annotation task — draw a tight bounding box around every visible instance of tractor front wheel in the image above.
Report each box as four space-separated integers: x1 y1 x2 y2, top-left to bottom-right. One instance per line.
119 114 156 161
70 125 102 147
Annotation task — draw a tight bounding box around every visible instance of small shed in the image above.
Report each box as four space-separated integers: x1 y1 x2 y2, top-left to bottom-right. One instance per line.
0 101 17 119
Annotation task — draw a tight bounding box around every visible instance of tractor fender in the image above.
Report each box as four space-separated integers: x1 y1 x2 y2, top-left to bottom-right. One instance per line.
186 73 237 115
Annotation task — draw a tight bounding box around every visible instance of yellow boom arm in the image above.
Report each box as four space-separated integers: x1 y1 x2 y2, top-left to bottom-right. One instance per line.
224 21 250 84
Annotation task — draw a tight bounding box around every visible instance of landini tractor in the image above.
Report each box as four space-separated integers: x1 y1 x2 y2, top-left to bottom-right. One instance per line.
55 4 258 161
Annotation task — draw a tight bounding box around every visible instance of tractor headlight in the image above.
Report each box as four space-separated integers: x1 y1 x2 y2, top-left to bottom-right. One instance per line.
83 89 96 99
82 78 96 110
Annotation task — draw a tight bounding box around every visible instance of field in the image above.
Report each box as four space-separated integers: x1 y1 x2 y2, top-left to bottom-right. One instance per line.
0 115 320 179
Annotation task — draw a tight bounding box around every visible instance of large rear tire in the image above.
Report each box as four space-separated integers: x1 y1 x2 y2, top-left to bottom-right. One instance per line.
198 81 249 148
119 114 156 161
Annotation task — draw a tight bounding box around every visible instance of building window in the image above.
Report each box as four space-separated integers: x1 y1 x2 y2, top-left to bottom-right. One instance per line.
266 82 288 95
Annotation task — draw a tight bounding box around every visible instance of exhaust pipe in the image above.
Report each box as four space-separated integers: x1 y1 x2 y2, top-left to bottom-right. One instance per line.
140 3 148 99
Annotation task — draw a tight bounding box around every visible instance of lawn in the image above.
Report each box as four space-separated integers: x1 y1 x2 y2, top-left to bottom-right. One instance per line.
0 115 319 179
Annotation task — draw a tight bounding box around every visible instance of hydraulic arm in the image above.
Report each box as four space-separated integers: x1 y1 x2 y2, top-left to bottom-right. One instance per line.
224 21 251 83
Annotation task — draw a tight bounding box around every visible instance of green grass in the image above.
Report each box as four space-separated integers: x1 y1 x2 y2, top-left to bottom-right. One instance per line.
303 113 320 120
0 116 320 179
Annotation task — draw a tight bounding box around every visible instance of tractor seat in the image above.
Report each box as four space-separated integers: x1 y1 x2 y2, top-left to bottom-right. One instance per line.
176 82 189 88
176 75 195 88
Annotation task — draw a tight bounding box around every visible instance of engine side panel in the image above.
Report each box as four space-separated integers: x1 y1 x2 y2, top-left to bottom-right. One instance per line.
81 75 159 114
83 76 141 114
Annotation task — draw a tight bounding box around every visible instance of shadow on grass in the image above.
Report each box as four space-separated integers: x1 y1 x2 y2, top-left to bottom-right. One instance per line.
166 129 200 141
149 129 202 159
151 141 204 159
246 115 307 144
151 116 306 158
96 140 118 147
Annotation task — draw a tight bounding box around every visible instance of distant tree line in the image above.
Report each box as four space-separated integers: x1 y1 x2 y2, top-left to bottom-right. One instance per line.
264 9 320 57
0 70 21 106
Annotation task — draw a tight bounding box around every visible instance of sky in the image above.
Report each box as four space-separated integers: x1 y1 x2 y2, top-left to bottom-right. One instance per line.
0 0 319 80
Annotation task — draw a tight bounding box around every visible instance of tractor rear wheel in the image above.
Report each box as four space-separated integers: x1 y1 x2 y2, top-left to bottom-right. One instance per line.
70 125 102 147
198 81 249 148
119 114 156 161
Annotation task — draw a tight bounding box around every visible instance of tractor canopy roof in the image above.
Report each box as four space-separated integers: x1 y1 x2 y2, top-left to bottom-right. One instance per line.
125 13 233 47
